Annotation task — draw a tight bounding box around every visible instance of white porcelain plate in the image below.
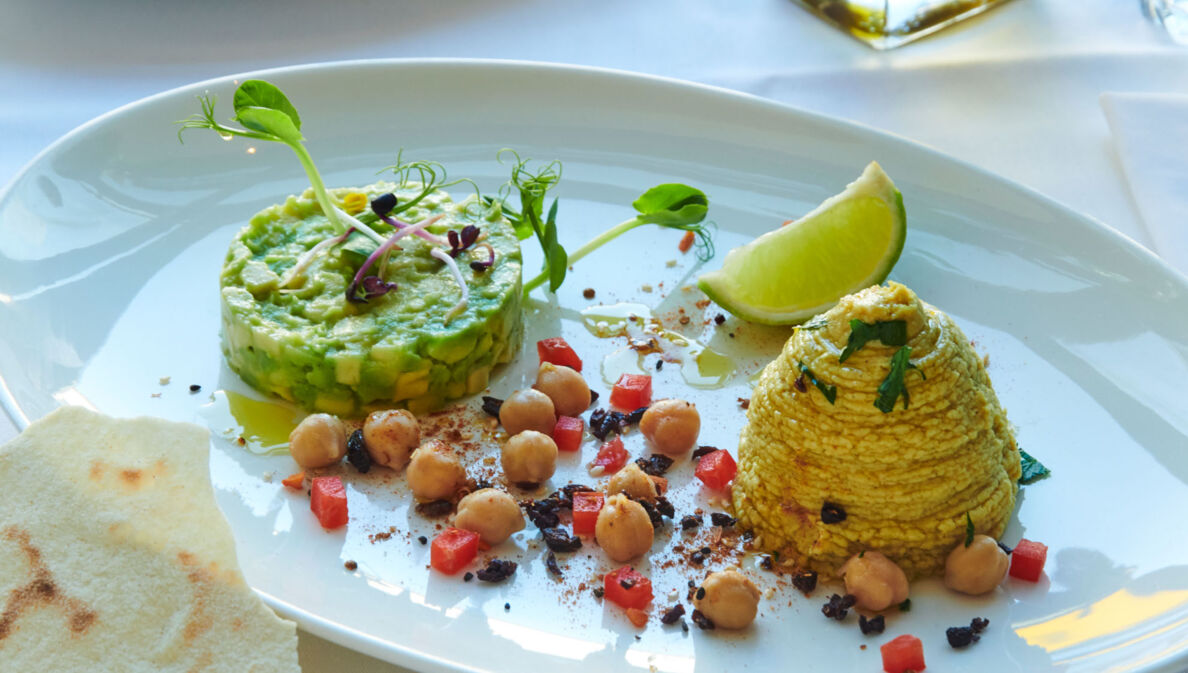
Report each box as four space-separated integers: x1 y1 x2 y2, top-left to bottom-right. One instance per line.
2 61 1187 673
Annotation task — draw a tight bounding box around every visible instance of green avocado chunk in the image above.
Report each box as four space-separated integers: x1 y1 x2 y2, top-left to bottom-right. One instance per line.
219 181 523 416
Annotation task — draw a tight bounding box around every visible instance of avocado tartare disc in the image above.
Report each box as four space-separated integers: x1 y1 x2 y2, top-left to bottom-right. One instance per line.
732 283 1021 579
221 181 523 416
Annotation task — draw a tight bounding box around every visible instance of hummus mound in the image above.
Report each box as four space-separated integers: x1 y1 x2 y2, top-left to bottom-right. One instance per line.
731 283 1020 579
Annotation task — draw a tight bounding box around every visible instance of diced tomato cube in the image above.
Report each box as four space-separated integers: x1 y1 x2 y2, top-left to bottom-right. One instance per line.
431 527 480 575
610 373 652 410
592 436 629 474
537 337 583 372
310 476 348 529
1009 538 1048 582
572 491 605 535
604 566 654 610
695 449 737 490
553 416 584 452
880 634 926 673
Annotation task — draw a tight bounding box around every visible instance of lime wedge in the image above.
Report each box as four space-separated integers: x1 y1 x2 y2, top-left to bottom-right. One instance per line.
697 162 906 325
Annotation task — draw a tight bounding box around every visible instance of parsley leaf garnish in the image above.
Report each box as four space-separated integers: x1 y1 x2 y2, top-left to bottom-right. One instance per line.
874 346 925 413
964 512 975 547
1018 448 1051 484
797 361 837 404
839 319 908 363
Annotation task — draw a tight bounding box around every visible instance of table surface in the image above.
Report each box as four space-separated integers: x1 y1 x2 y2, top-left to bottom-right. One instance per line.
2 1 1186 671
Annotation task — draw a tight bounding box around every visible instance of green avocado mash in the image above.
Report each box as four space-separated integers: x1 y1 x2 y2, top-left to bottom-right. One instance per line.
220 181 523 416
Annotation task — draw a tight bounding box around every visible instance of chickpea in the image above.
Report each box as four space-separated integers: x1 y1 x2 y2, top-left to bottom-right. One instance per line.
840 551 910 612
639 399 700 455
362 409 420 470
499 389 556 436
454 488 525 545
694 569 761 629
945 534 1009 595
594 494 654 562
406 440 466 501
533 362 591 417
607 462 659 502
288 413 347 468
501 430 558 485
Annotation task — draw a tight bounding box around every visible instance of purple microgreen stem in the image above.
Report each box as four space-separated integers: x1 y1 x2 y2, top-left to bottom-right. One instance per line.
346 215 443 303
470 243 496 272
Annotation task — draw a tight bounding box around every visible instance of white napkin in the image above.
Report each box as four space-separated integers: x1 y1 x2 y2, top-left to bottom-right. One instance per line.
1101 92 1188 277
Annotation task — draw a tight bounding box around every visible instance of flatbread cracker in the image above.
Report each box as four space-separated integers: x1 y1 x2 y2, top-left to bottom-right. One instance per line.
0 406 300 672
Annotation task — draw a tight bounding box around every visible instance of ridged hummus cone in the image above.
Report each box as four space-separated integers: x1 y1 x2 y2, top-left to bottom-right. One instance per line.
732 283 1020 579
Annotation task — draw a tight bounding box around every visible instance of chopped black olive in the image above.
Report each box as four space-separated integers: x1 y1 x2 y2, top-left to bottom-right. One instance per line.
760 556 774 571
655 359 664 371
660 604 686 625
589 390 599 405
821 593 857 620
463 572 474 582
635 454 675 477
714 314 726 325
635 498 665 528
681 620 689 633
625 406 648 425
792 570 818 594
417 536 428 545
691 609 715 630
820 501 847 524
946 626 978 648
997 540 1013 555
680 515 702 531
689 551 706 565
692 446 718 461
710 512 736 527
545 552 563 577
189 384 202 393
858 614 885 635
541 527 583 553
560 483 596 501
416 500 453 518
898 599 912 612
971 617 990 633
504 603 510 611
480 396 503 417
700 546 712 554
619 577 637 590
346 429 372 473
593 587 605 599
523 497 562 529
793 374 808 393
695 586 706 601
687 580 696 588
476 559 518 583
654 496 675 518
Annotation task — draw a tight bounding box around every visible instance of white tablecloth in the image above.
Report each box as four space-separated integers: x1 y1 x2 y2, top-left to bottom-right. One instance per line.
2 1 1185 670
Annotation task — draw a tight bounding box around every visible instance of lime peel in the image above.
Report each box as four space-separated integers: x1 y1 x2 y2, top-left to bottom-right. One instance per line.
697 162 906 325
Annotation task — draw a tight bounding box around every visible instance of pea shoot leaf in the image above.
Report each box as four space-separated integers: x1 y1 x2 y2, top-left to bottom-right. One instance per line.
839 319 907 363
874 345 924 413
1018 448 1051 484
632 184 709 226
232 80 302 130
234 107 303 144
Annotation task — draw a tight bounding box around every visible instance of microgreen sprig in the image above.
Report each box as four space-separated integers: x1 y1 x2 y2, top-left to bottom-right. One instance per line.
495 151 715 296
177 80 386 248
